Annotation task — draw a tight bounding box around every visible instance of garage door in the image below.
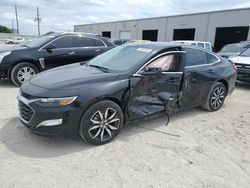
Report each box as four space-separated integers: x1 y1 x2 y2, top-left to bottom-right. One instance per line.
214 26 249 52
119 31 131 39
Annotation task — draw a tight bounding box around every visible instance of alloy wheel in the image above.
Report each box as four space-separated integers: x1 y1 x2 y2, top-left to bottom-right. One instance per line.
17 67 36 83
88 107 120 142
211 86 225 110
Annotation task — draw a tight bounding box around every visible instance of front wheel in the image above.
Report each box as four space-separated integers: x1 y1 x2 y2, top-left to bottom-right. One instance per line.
202 82 226 112
10 62 39 86
79 100 124 145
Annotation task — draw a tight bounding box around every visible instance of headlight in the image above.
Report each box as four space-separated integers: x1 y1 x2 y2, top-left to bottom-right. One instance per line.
34 96 77 107
0 51 11 63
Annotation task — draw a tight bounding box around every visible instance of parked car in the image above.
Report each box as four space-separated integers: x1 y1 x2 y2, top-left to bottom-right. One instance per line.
0 33 114 86
229 47 250 82
110 39 129 46
172 40 212 51
125 40 151 44
17 42 236 145
217 42 250 59
5 37 25 44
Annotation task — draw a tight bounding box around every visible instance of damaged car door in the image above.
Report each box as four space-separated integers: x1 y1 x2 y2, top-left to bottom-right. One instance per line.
128 51 185 120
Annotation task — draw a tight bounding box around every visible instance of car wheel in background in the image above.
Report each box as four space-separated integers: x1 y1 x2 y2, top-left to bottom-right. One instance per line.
79 100 124 145
10 62 39 86
202 82 226 112
8 41 13 44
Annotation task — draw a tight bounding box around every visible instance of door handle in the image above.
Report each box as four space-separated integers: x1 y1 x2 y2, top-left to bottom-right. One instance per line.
95 49 101 52
68 52 75 55
207 69 213 73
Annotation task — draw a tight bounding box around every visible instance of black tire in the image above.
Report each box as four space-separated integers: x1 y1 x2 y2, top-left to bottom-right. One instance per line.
202 82 226 112
79 100 124 145
8 41 13 44
10 62 39 86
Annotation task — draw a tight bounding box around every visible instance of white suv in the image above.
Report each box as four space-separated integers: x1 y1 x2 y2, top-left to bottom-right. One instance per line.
172 40 212 51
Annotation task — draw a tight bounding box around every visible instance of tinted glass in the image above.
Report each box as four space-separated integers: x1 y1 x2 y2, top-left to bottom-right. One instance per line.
52 36 73 48
75 37 104 47
207 53 218 64
87 45 153 71
184 48 208 66
94 39 105 46
75 37 95 47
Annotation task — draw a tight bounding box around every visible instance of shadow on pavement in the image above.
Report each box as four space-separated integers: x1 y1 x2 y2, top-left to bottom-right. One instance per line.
0 80 17 88
0 107 205 159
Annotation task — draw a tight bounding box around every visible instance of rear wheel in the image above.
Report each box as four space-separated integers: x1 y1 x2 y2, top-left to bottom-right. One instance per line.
202 82 226 112
79 100 124 145
10 62 39 86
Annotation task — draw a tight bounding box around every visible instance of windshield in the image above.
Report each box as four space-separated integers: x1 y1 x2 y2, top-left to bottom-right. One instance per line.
87 45 154 72
240 48 250 57
220 44 241 53
26 35 56 48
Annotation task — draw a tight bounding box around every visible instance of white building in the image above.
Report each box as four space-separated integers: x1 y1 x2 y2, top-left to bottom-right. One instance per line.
74 8 250 51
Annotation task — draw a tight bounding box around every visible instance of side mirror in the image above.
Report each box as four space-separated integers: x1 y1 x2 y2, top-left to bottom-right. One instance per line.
44 43 56 52
140 67 162 77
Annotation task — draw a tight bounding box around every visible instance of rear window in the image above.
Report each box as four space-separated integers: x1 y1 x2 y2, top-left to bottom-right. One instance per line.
207 53 218 64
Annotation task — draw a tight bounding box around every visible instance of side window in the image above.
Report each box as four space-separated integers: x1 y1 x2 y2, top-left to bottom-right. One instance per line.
190 43 196 46
75 37 105 47
94 39 105 46
197 43 205 49
52 36 73 48
145 54 178 72
205 43 211 50
184 48 208 66
207 53 219 64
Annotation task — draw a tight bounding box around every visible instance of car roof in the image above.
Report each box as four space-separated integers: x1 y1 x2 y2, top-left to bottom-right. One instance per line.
173 40 211 44
125 42 182 49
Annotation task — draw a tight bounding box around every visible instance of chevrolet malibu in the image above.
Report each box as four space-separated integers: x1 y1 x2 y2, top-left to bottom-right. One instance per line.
17 43 237 145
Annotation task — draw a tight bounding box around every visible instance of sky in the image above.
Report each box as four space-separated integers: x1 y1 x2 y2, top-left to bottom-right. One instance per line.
0 0 250 35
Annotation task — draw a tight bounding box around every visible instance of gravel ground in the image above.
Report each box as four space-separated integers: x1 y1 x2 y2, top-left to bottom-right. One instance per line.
0 79 249 188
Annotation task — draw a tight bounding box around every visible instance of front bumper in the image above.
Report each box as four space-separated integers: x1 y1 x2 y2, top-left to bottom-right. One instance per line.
236 68 250 82
0 67 8 79
17 91 82 136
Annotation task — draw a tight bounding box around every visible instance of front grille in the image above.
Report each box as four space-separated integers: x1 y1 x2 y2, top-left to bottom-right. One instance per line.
18 100 34 123
235 63 250 69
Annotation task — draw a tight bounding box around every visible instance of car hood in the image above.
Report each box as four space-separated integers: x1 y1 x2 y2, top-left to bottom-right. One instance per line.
229 56 250 65
217 52 240 58
0 46 27 53
28 63 119 90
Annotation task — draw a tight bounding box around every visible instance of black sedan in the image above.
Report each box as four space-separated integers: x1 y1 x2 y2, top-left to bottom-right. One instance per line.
17 43 237 145
0 33 114 86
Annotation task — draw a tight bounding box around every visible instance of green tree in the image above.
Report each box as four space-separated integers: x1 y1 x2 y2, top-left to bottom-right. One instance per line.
0 24 12 33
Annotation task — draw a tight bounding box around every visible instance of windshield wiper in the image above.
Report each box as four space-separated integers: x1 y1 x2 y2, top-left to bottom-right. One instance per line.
89 64 109 72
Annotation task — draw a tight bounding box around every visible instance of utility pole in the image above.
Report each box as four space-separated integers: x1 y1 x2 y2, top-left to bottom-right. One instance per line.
34 6 41 36
11 19 14 33
15 5 19 34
